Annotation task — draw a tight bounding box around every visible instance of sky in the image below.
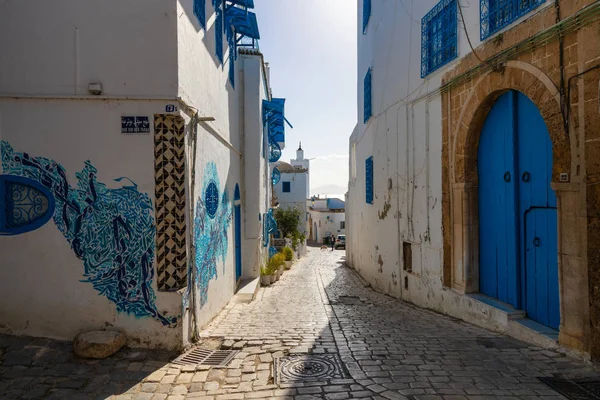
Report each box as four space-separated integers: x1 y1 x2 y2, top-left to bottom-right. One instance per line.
253 0 357 197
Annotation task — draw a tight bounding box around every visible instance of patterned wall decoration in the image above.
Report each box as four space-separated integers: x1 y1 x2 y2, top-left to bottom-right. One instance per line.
0 141 176 326
154 115 187 291
192 162 232 307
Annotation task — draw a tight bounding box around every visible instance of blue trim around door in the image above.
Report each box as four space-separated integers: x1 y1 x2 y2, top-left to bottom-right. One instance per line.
478 90 559 330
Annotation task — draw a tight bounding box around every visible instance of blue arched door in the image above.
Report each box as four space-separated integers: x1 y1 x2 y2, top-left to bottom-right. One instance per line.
478 90 559 330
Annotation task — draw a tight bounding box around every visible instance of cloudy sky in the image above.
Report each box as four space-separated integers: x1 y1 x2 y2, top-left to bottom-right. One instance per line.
254 0 357 196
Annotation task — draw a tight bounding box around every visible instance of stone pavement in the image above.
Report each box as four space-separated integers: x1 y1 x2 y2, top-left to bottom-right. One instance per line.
1 248 599 399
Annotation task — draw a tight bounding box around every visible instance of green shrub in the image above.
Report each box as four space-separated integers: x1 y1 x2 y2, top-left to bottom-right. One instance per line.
260 264 270 276
282 247 294 261
267 253 285 273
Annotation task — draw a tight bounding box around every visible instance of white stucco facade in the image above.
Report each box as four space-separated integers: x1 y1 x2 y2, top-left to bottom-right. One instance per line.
308 198 345 244
0 0 276 350
347 0 558 335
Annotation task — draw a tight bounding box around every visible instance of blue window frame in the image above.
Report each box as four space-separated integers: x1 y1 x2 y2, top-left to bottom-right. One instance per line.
364 68 372 123
205 180 219 218
193 0 206 29
228 31 235 87
282 182 291 193
363 0 371 34
481 0 543 40
365 157 373 204
213 0 224 64
421 0 458 78
0 175 55 236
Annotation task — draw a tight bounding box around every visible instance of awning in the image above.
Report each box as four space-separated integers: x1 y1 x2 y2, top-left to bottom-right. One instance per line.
263 98 293 144
225 7 260 39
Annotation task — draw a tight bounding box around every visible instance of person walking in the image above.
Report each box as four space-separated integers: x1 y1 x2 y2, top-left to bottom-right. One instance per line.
331 234 336 251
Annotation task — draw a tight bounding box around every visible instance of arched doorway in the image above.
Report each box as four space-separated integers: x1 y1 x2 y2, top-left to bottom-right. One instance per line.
478 90 559 330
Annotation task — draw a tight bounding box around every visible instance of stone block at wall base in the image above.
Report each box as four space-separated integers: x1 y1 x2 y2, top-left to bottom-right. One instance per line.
73 330 126 359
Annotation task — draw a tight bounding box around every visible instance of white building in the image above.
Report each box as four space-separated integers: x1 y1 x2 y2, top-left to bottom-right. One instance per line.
347 0 600 355
273 144 309 227
0 0 288 350
309 197 345 244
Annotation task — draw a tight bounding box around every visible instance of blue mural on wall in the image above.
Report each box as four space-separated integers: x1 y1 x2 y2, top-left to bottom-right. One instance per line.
0 141 176 326
192 162 232 307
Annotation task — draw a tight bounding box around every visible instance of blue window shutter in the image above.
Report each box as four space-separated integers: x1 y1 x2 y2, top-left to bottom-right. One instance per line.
193 0 206 29
421 0 458 78
481 0 543 40
364 68 372 123
363 0 371 34
365 157 373 204
214 0 223 64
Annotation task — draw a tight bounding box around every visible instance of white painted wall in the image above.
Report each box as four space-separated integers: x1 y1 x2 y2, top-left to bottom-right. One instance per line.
0 0 178 97
275 172 307 209
309 210 345 243
348 0 555 308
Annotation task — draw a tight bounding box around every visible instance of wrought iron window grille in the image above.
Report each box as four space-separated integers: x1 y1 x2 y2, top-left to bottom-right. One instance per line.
364 68 372 123
421 0 458 78
365 157 373 204
480 0 544 41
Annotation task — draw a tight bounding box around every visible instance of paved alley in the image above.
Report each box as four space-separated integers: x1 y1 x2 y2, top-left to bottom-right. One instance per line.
1 248 599 399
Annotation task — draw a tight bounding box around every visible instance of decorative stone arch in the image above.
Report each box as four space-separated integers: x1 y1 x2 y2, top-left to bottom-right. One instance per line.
444 61 588 350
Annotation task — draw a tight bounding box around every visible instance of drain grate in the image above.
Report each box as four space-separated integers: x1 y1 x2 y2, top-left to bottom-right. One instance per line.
172 347 238 367
275 354 349 384
539 377 600 399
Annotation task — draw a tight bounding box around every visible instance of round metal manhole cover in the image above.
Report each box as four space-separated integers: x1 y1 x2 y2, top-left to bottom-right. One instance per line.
275 354 349 384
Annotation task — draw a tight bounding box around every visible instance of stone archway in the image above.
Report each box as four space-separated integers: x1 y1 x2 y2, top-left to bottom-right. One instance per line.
442 61 588 350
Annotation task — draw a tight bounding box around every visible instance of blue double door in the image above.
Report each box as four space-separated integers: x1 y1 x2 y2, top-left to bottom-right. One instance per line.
478 90 560 330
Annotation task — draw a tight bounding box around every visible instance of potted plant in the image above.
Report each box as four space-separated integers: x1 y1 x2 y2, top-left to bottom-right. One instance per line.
267 253 285 283
278 252 285 277
282 247 293 270
260 265 271 287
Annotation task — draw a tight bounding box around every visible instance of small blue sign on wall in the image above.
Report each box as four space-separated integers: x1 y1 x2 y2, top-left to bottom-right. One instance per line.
166 104 178 112
121 116 150 134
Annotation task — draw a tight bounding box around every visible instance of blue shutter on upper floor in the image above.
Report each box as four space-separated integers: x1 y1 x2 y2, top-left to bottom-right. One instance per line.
213 0 224 64
480 0 543 40
365 157 373 204
421 0 458 78
364 68 372 124
193 0 206 29
363 0 371 34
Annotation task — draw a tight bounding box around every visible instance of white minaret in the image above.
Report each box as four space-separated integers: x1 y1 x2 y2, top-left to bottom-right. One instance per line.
291 142 310 198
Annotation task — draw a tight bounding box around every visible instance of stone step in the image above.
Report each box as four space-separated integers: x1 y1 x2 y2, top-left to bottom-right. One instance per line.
233 278 260 303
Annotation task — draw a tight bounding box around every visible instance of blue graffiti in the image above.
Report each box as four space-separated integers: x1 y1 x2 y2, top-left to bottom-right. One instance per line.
192 162 232 306
1 141 176 326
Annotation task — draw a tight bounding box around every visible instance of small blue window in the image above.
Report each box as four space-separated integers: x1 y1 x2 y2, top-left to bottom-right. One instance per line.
205 180 219 218
282 182 291 193
364 68 372 123
193 0 206 29
480 0 543 40
0 175 55 235
363 0 371 34
213 0 224 64
365 157 373 204
421 0 458 78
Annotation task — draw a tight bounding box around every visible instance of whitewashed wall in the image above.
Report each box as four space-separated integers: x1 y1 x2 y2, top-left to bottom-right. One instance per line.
310 211 345 243
348 0 555 308
274 171 307 210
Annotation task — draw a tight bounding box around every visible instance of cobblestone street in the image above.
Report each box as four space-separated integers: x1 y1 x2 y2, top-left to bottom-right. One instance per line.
1 248 599 399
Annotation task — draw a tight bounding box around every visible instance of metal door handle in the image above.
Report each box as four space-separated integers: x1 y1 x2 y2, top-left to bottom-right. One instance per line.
522 172 531 182
533 237 541 247
504 172 511 182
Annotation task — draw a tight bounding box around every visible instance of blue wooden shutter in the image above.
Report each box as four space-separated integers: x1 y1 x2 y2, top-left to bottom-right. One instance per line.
363 0 371 33
193 0 206 29
365 157 373 204
364 68 372 123
213 0 223 64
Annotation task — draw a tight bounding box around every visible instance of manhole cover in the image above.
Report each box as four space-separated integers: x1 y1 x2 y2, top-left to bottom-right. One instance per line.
172 348 238 367
275 354 349 384
539 377 600 399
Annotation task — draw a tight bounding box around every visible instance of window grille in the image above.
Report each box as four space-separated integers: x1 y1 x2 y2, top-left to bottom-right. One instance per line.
214 0 224 64
363 0 371 34
228 30 235 87
340 221 345 229
365 157 373 204
480 0 543 40
421 0 458 78
193 0 206 29
364 68 372 123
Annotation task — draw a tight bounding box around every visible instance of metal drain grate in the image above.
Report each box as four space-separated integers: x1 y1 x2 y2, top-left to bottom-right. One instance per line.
275 354 349 384
539 377 600 399
172 348 238 367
